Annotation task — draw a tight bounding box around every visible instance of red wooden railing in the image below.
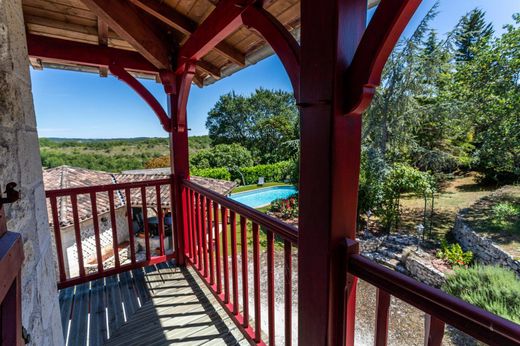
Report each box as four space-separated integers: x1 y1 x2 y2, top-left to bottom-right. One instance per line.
183 179 298 346
343 239 520 346
46 178 176 289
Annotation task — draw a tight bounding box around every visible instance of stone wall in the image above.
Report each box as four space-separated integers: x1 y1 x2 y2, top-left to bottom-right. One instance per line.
0 0 63 344
453 215 520 276
402 248 447 288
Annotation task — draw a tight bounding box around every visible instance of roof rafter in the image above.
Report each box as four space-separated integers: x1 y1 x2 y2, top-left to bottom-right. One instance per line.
27 34 159 74
96 18 108 77
176 0 255 73
130 0 245 67
81 0 171 69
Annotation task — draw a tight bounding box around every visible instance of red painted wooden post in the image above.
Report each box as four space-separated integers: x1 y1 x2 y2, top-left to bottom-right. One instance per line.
221 207 230 304
374 288 391 346
201 195 208 278
189 189 196 263
70 194 86 277
213 202 222 294
240 215 249 327
252 223 262 342
267 230 275 345
424 314 445 346
299 0 367 345
90 192 104 274
108 190 120 268
196 192 203 271
208 198 215 285
284 239 292 346
230 211 239 315
125 187 136 264
49 196 66 282
141 187 151 261
156 185 165 256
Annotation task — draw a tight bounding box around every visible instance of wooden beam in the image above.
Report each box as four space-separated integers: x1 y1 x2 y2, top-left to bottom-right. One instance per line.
196 59 221 79
130 0 245 66
176 0 254 73
26 34 159 75
97 18 108 77
81 0 171 69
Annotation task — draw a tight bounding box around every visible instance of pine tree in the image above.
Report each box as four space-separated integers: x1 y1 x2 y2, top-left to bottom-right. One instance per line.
453 8 493 62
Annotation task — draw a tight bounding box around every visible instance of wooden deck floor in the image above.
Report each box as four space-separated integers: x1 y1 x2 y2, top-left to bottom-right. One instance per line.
59 261 248 346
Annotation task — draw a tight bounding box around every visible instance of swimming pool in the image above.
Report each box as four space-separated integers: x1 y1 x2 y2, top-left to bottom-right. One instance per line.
228 185 298 208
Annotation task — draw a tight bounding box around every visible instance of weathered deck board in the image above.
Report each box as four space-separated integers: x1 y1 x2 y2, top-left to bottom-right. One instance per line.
58 286 74 341
58 262 248 345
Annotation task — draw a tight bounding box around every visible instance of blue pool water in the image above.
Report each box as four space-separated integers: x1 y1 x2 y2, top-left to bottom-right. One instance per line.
228 185 298 208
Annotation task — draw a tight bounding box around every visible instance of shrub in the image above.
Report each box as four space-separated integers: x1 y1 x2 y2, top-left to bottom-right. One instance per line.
270 193 298 219
492 202 520 225
145 155 170 168
190 167 231 180
443 265 520 324
436 240 473 266
239 161 293 184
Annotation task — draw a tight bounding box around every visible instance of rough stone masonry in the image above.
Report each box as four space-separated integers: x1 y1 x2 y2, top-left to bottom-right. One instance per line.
0 0 63 344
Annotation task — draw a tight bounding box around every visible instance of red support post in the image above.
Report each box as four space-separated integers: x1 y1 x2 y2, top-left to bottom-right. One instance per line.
165 64 195 266
298 0 367 345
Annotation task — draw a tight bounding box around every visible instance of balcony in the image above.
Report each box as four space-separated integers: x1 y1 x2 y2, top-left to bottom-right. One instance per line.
45 177 520 346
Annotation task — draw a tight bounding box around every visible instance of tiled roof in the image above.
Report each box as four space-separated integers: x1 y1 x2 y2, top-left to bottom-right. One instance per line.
44 166 237 227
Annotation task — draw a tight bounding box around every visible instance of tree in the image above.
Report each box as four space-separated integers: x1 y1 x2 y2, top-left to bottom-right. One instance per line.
190 143 253 169
453 9 493 62
206 88 298 163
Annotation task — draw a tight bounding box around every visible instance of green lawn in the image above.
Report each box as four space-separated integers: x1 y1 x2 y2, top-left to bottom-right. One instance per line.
231 182 293 194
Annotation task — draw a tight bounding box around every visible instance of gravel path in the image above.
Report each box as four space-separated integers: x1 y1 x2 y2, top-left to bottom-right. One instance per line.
229 248 477 345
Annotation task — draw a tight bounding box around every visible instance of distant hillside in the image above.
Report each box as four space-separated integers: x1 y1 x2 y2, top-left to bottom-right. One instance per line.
39 136 210 173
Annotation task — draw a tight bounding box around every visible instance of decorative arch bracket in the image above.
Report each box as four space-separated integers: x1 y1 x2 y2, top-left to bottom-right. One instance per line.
108 61 172 132
343 0 422 114
242 5 300 100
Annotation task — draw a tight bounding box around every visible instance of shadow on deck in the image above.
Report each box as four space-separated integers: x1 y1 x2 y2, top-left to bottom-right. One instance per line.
59 261 247 345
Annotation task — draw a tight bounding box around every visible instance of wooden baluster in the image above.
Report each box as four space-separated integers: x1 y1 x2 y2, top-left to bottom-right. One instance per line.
141 187 151 261
230 211 239 314
214 202 222 294
253 222 261 342
284 239 292 346
156 185 165 256
201 195 208 278
374 288 391 346
221 207 230 304
196 193 203 271
125 187 136 264
90 192 104 274
50 196 66 282
267 229 275 345
240 215 249 327
70 194 85 277
207 198 215 285
424 314 445 346
108 189 120 268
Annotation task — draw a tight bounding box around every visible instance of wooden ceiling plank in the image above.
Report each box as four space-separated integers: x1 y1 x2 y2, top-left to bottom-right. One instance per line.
23 0 97 20
80 0 171 69
130 0 245 66
176 0 254 73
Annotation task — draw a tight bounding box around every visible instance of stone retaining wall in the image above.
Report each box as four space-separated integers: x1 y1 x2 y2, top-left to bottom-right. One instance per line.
453 215 520 276
402 248 447 288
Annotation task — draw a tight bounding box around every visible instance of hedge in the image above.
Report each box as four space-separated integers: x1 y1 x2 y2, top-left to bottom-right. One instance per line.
238 161 293 184
191 167 231 180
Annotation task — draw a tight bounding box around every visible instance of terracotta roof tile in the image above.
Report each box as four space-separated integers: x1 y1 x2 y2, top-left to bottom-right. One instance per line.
44 166 237 227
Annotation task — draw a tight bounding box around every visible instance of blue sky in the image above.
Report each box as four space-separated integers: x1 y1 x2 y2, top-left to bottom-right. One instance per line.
32 0 518 138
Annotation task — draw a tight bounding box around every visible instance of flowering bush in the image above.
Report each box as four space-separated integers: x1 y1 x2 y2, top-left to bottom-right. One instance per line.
436 240 473 266
270 193 298 219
